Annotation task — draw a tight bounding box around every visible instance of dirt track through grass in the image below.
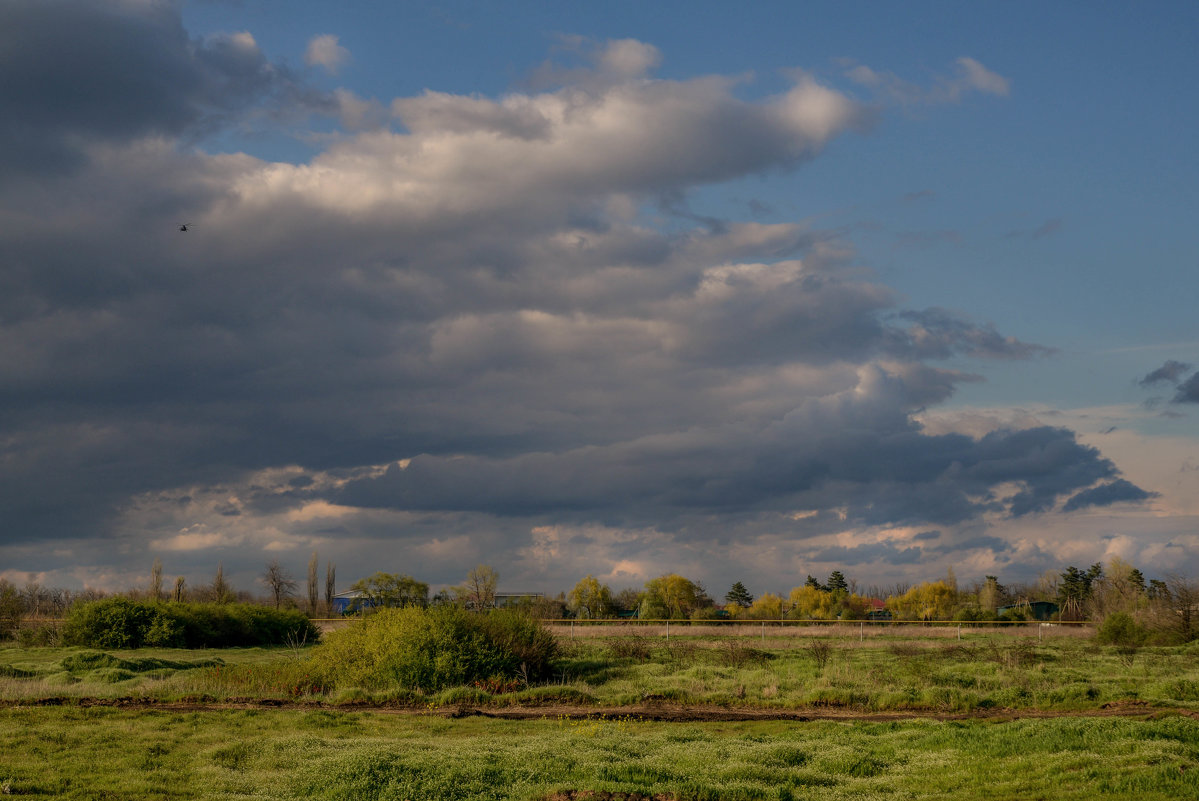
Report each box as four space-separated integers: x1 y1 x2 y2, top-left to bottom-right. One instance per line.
2 695 1193 723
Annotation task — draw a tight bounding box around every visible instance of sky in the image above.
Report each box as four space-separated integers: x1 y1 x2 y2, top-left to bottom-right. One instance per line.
2 0 1197 600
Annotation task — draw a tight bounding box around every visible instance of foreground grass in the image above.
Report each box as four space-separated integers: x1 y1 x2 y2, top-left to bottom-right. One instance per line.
1 707 1196 800
4 632 1199 713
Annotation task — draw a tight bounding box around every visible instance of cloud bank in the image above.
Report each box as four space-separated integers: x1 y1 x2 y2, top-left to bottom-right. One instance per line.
0 2 1155 590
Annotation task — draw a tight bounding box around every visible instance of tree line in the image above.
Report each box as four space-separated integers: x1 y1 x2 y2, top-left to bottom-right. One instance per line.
3 555 1196 644
558 559 1198 643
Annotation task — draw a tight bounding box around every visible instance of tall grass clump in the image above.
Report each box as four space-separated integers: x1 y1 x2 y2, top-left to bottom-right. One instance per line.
309 606 557 692
62 598 319 649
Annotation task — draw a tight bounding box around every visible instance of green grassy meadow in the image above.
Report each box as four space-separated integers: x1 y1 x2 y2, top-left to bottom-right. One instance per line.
3 627 1199 799
4 627 1199 713
1 706 1196 800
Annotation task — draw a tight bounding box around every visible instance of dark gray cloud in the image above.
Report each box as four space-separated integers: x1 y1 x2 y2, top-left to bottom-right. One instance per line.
0 0 332 178
890 308 1055 361
332 422 1121 529
809 542 925 566
1137 360 1198 406
1139 360 1192 387
1175 373 1199 404
0 6 1152 587
1062 479 1158 512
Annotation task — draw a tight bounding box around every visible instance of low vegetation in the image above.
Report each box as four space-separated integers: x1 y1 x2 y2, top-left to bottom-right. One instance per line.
309 605 558 692
3 625 1199 714
61 598 320 649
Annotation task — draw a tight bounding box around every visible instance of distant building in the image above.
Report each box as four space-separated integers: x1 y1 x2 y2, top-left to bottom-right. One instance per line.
331 589 366 615
997 600 1059 621
866 598 891 621
493 592 545 608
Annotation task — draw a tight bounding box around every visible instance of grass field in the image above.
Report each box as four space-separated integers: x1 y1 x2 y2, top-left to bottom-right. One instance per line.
1 706 1196 799
3 627 1198 799
4 627 1199 713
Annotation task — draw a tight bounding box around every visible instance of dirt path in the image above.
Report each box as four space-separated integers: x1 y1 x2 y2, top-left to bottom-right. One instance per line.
3 697 1193 723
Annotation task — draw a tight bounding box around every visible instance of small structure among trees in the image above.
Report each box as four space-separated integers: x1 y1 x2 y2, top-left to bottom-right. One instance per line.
337 572 429 614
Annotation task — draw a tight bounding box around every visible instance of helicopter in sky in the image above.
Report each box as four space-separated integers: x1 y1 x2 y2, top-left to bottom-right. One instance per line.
178 223 190 232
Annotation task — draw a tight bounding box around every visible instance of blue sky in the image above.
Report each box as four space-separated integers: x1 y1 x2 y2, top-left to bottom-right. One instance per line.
1 0 1196 599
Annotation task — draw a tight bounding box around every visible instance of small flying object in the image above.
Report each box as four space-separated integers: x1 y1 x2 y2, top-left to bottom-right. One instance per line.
178 223 190 232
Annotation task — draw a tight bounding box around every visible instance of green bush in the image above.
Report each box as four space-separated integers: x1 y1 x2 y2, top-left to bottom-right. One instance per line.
309 606 558 692
61 598 177 648
62 598 319 649
1095 611 1148 648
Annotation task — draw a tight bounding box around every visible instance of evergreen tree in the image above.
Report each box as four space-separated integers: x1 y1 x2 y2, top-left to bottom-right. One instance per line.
1059 564 1105 617
1128 568 1146 594
724 581 754 608
826 571 848 593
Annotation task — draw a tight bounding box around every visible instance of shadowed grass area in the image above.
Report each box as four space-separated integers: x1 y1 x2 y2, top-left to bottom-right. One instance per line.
0 707 1196 800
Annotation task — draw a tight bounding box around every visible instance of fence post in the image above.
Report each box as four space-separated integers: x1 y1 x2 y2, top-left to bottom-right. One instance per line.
571 620 574 640
957 624 961 641
860 621 864 643
666 619 670 642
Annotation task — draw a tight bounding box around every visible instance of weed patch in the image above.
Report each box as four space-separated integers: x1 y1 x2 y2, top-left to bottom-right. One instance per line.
607 636 653 661
716 639 770 669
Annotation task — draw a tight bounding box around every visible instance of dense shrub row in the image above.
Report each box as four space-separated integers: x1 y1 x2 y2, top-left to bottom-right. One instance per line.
62 598 320 649
309 606 558 691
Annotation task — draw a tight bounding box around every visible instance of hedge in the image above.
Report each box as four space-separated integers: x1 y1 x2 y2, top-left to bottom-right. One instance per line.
62 598 320 649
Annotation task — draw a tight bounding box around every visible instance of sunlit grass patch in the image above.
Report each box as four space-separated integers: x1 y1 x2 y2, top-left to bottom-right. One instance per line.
3 708 1199 800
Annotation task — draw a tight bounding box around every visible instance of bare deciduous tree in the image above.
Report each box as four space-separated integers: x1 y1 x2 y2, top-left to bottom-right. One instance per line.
325 562 336 616
0 579 22 638
261 560 297 609
455 564 499 610
172 576 186 602
210 563 233 604
307 551 319 615
150 558 164 601
1146 573 1199 643
22 581 43 618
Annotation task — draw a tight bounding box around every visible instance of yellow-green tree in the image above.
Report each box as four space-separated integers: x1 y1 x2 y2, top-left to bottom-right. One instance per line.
642 574 704 619
741 592 784 620
886 580 956 620
788 585 837 619
567 575 614 619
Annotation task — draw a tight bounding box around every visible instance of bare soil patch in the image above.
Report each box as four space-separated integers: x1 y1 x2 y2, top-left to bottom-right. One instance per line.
2 696 1192 723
